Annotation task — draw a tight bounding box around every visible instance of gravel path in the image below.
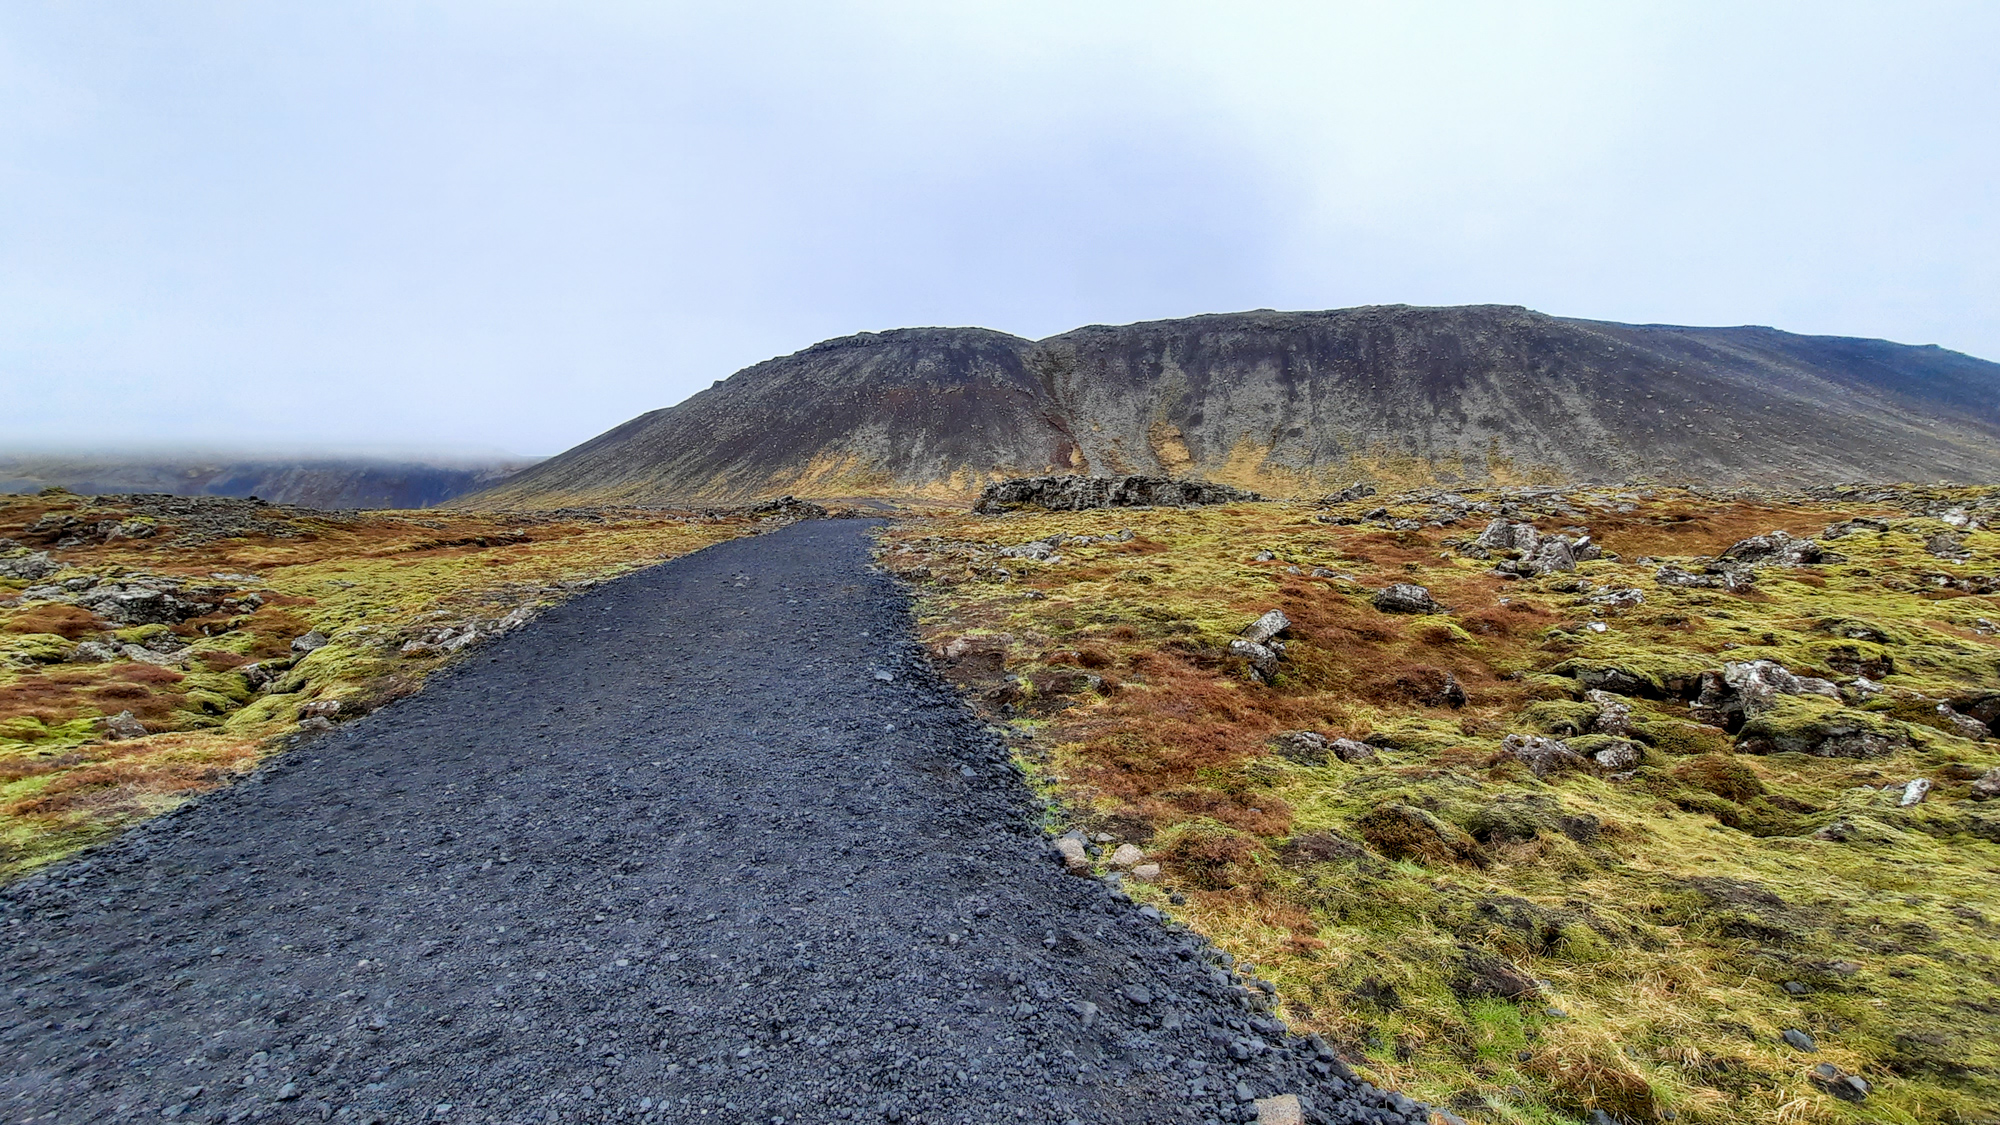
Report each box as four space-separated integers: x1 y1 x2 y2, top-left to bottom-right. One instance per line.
0 521 1427 1125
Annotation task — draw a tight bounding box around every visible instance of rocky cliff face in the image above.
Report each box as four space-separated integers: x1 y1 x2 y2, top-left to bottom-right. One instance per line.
475 305 2000 506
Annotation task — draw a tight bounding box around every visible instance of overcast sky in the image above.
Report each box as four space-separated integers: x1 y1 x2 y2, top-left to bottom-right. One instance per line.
4 2 1996 458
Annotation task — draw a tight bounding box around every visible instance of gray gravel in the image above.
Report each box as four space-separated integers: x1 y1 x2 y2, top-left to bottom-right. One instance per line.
0 520 1425 1125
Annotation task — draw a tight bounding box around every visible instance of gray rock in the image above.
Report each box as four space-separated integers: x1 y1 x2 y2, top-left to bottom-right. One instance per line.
1925 530 1970 559
1502 734 1588 779
1591 741 1641 771
1971 766 2000 801
1228 639 1279 680
1692 660 1840 726
292 631 330 654
102 711 147 741
1371 584 1444 615
1937 704 1988 741
1241 609 1291 645
0 551 57 581
1719 530 1832 567
1782 1028 1817 1052
1053 836 1089 872
974 476 1260 513
1899 778 1931 806
1654 563 1756 592
67 641 121 664
1585 690 1633 736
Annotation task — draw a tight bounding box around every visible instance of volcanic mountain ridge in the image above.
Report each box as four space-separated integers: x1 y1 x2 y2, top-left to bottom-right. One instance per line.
475 304 2000 506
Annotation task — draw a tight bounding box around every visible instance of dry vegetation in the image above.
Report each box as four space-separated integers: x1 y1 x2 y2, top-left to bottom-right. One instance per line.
0 489 774 877
879 485 2000 1125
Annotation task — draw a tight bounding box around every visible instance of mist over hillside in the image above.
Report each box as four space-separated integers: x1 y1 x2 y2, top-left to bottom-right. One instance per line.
0 454 537 509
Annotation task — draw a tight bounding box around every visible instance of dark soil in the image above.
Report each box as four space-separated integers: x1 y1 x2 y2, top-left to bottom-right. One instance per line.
0 521 1424 1125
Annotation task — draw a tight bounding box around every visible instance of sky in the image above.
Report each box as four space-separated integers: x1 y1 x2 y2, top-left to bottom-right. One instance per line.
2 1 1997 458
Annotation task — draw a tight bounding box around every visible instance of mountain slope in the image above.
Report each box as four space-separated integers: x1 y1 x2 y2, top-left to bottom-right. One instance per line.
475 305 2000 506
0 455 536 509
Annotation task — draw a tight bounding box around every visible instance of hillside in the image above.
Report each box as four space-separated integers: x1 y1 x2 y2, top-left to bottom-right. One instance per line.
475 306 2000 507
0 454 536 509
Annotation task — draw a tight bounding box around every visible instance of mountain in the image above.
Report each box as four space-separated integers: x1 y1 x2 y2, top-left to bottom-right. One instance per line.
473 305 2000 506
0 455 537 509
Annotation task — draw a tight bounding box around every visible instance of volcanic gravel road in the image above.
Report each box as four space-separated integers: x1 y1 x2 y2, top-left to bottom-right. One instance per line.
0 520 1428 1125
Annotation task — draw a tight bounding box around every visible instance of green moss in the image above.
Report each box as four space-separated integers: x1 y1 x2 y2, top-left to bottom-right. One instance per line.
1520 700 1598 736
1629 715 1731 756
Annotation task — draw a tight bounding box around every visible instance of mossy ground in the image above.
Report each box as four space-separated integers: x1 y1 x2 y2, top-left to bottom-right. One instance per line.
0 492 763 878
880 487 2000 1125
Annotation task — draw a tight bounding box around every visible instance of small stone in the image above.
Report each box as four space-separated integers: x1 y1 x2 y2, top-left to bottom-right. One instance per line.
1371 583 1445 615
1072 1000 1098 1027
1234 1081 1256 1103
1899 778 1931 806
1054 837 1089 873
1971 766 2000 800
1120 983 1153 1005
1782 980 1809 995
1253 1094 1303 1125
276 1082 300 1101
291 631 329 654
1782 1028 1817 1052
1131 863 1161 880
102 710 148 741
1108 843 1144 868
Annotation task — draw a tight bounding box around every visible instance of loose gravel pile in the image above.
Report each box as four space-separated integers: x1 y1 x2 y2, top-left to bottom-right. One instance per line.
0 521 1427 1125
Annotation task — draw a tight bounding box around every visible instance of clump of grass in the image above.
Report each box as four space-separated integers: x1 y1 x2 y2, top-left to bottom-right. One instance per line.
884 485 2000 1122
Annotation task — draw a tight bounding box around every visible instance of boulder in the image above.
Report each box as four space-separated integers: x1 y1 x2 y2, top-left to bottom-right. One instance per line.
1937 704 1989 741
1240 609 1291 645
1718 530 1833 567
1329 737 1377 764
1585 689 1633 735
74 584 208 626
1592 741 1642 771
974 475 1260 513
291 631 330 654
1736 696 1909 758
1108 843 1145 868
1053 836 1090 872
1372 583 1445 615
1502 733 1590 779
1271 731 1376 765
1691 660 1840 729
0 551 57 581
1227 639 1280 680
66 641 120 664
1654 563 1756 592
101 710 147 740
1925 531 1971 559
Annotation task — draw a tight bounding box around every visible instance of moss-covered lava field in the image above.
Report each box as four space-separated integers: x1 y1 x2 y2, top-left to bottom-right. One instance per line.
879 484 2000 1125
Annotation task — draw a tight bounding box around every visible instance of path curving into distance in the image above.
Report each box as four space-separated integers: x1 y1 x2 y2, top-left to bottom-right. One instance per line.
0 520 1428 1125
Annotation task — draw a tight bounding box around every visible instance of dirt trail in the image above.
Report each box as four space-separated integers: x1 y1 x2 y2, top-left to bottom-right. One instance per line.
0 521 1425 1125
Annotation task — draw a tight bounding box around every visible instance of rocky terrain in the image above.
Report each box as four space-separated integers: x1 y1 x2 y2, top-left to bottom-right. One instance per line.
474 306 2000 508
0 490 780 875
0 521 1430 1125
0 455 538 510
881 483 2000 1123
